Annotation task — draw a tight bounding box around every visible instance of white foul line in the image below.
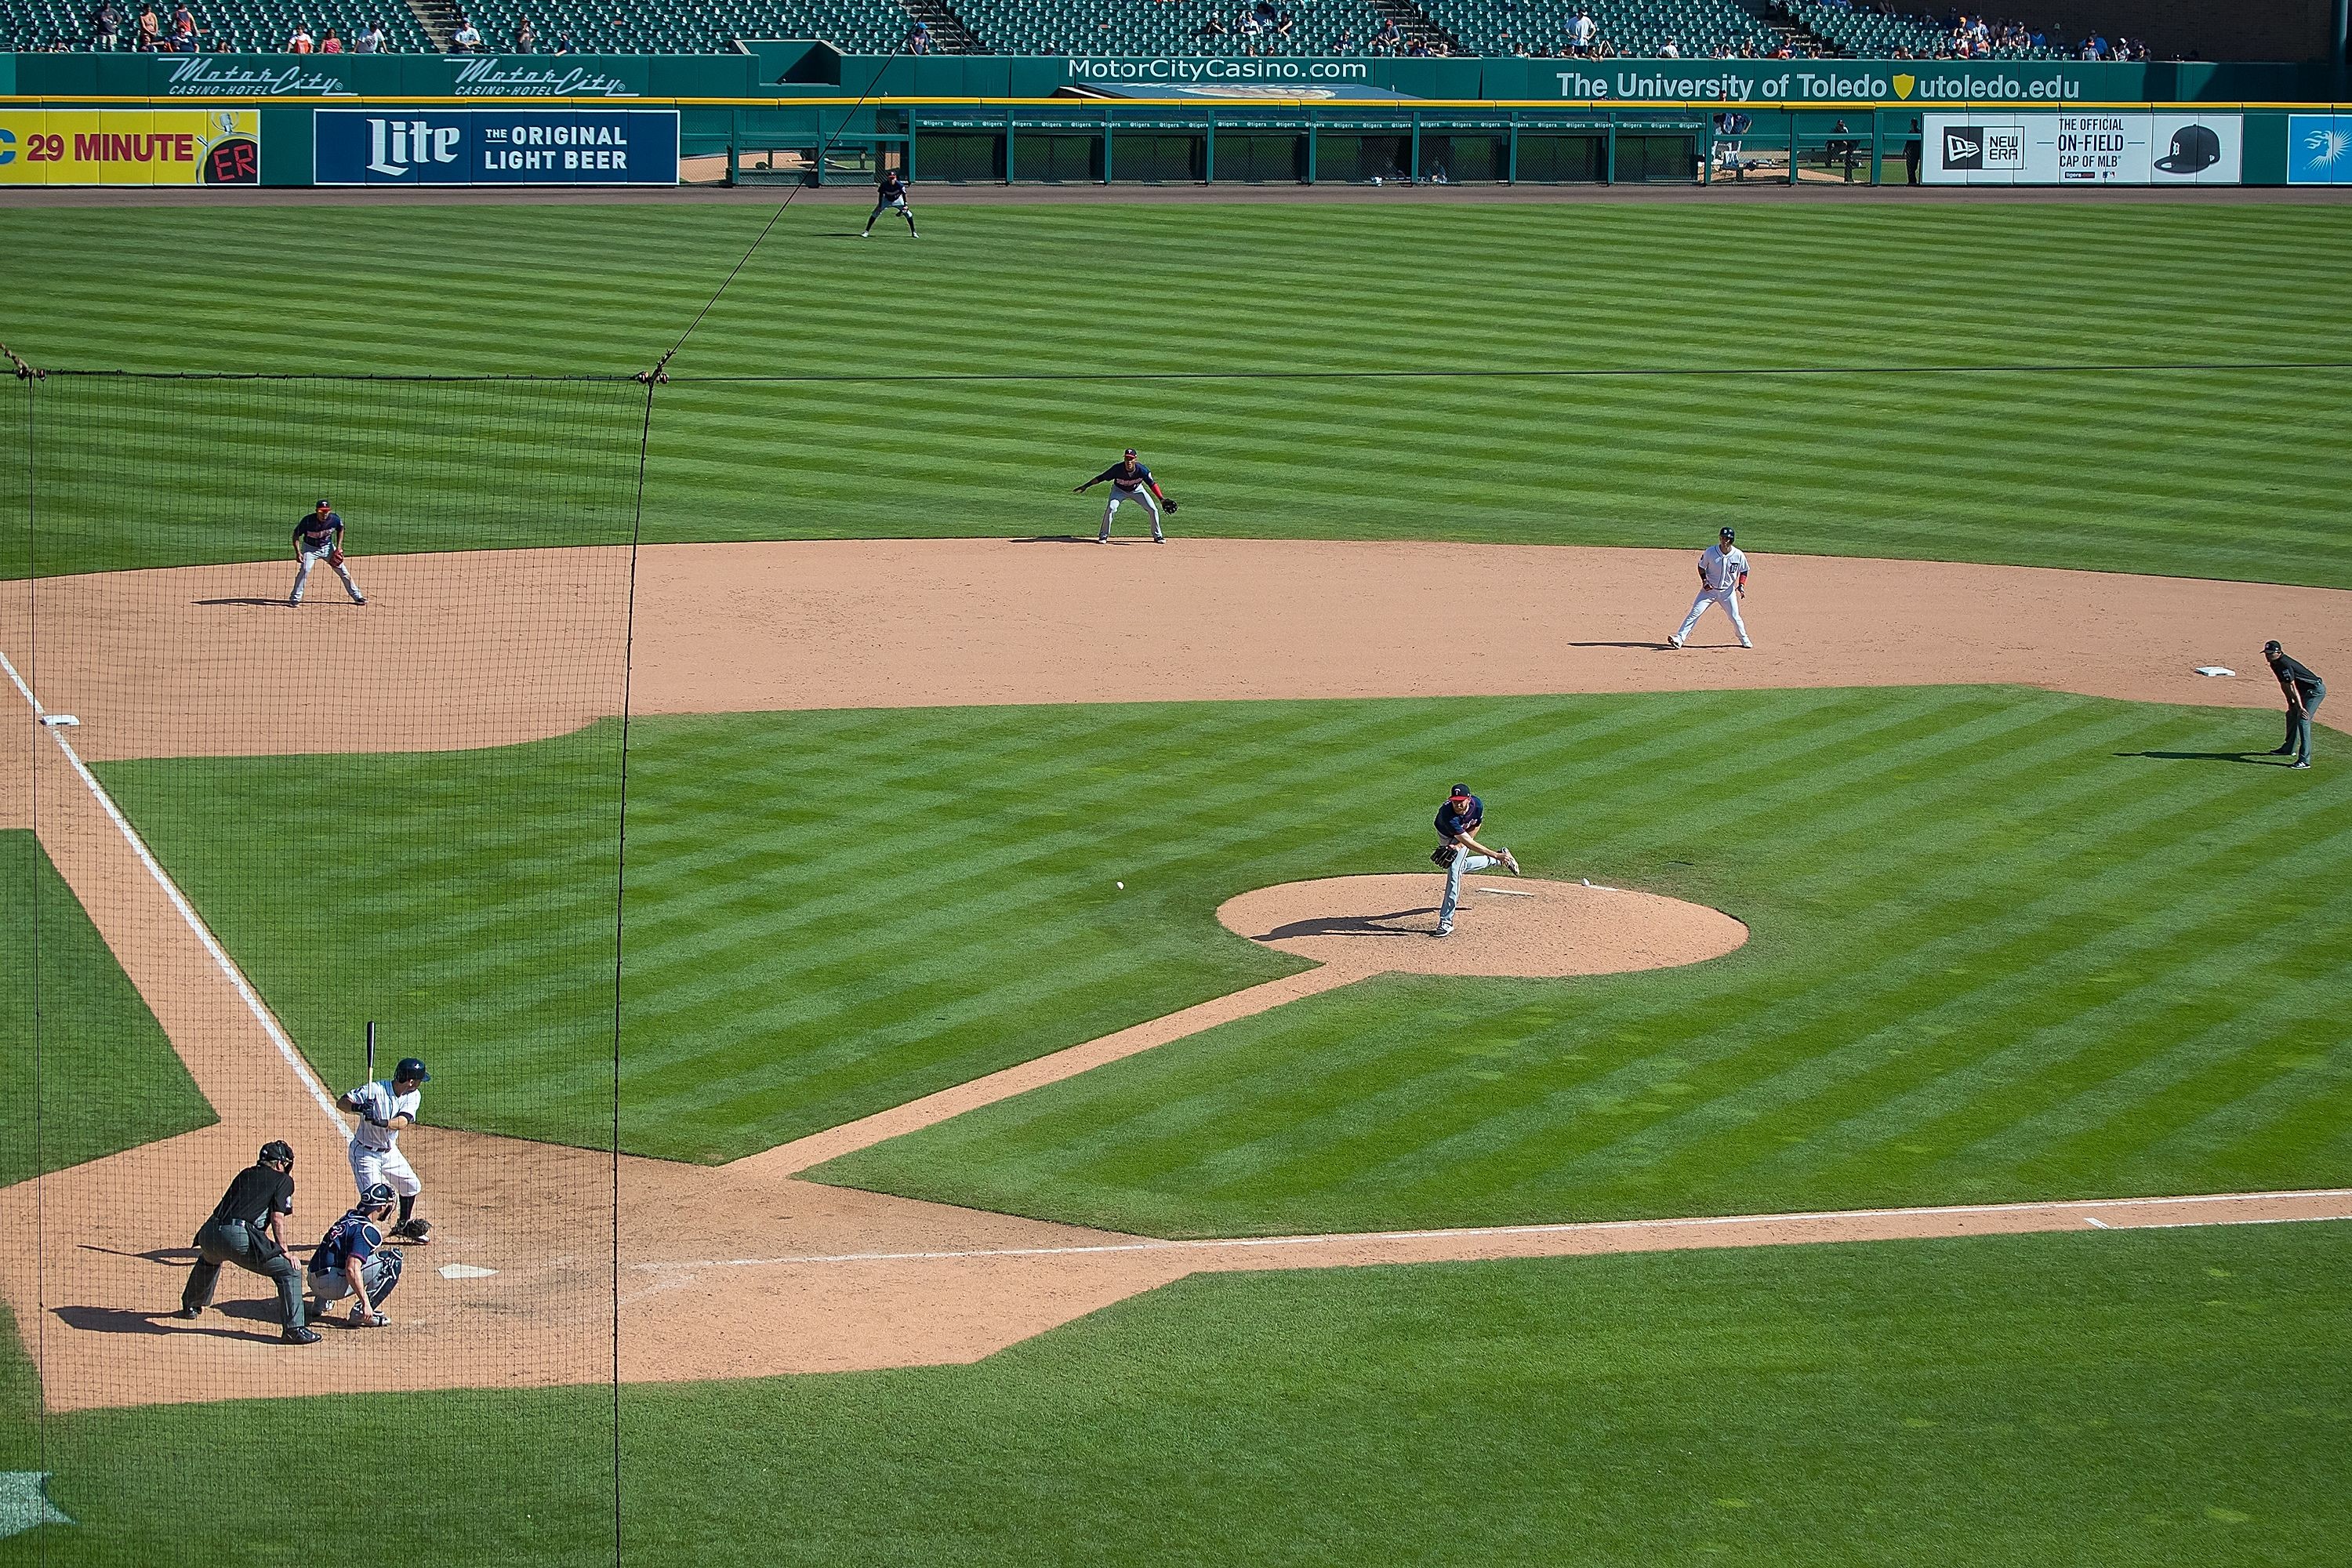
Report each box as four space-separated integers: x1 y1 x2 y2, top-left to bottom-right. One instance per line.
633 1188 2352 1272
2 644 349 1135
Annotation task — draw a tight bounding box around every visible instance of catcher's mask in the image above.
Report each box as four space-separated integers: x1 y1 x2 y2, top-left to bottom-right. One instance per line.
360 1182 397 1214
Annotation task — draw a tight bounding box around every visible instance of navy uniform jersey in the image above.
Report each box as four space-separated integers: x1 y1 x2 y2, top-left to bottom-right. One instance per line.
1090 462 1152 492
1435 794 1483 840
308 1210 385 1276
877 172 908 201
294 510 342 548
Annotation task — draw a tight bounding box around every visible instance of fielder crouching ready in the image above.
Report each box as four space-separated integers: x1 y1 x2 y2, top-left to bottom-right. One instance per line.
337 1056 434 1244
1074 448 1177 544
307 1183 405 1329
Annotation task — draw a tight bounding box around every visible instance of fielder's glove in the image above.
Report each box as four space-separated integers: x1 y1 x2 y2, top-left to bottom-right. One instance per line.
326 549 345 566
1161 496 1179 514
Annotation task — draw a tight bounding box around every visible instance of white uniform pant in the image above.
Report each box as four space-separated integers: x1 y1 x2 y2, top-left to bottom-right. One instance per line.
1101 487 1163 541
1439 851 1499 930
349 1142 421 1199
1675 586 1749 647
866 194 914 230
291 545 364 604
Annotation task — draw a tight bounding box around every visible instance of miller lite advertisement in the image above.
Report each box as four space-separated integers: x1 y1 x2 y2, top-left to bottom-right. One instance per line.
314 109 678 186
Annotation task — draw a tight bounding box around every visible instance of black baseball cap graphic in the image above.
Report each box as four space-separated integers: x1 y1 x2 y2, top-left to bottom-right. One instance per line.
2154 123 2220 174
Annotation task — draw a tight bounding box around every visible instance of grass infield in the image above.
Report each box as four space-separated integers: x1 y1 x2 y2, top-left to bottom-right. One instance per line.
0 830 213 1187
3 1224 2347 1565
2 202 2348 582
94 688 2352 1232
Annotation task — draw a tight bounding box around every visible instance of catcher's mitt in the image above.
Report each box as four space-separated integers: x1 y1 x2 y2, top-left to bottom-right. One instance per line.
1161 496 1180 514
391 1218 433 1243
326 548 346 567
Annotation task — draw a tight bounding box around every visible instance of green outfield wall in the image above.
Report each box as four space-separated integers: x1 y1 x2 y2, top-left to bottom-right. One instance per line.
2 50 2344 187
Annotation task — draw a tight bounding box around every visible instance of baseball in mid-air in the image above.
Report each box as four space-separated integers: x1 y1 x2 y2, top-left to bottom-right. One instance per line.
1116 881 1124 889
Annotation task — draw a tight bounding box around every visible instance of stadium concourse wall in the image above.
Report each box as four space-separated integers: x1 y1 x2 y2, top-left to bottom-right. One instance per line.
0 50 2346 187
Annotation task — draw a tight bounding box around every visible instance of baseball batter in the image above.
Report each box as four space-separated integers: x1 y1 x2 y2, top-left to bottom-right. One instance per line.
289 498 366 607
1430 782 1519 938
1669 527 1751 649
1074 449 1175 544
307 1182 405 1328
861 168 919 238
336 1057 434 1244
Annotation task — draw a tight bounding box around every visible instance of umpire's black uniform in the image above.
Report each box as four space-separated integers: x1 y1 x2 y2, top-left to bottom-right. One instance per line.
2265 641 2325 769
180 1141 315 1341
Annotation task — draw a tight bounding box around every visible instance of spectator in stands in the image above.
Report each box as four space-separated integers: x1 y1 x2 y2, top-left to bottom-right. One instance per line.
1276 11 1294 39
451 14 482 49
354 17 385 49
906 20 929 53
89 1 122 49
1568 7 1594 54
1200 12 1226 35
286 22 313 50
554 27 575 52
1372 14 1397 49
134 2 160 48
516 16 536 49
1660 36 1679 57
168 2 195 49
321 24 341 49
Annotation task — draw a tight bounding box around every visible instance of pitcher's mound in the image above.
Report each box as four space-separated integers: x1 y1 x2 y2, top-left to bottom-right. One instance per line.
1217 874 1747 979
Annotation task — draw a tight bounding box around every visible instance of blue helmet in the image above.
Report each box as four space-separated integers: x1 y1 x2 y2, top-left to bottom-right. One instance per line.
359 1182 397 1211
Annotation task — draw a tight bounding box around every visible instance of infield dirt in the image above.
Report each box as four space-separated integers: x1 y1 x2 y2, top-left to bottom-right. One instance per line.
3 539 2347 1410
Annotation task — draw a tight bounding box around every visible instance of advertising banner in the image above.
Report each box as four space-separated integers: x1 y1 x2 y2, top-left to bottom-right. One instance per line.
2286 114 2351 183
0 108 258 184
314 108 678 185
2 52 760 100
1526 58 2154 105
1923 110 2241 184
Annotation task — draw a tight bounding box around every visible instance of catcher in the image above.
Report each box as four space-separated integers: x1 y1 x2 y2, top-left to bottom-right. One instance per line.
1074 448 1176 545
289 497 367 607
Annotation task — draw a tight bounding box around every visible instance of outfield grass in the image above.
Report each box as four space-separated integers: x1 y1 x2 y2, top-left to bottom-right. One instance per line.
94 689 2352 1232
0 831 214 1187
5 1224 2346 1566
3 203 2348 581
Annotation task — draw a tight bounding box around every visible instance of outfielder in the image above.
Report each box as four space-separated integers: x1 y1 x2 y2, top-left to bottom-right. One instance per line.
307 1182 405 1328
1669 527 1750 649
1073 448 1175 544
336 1057 434 1244
289 498 366 607
1430 782 1519 938
861 167 919 238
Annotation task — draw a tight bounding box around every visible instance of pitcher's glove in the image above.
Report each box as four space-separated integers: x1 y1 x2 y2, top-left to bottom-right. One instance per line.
326 548 345 567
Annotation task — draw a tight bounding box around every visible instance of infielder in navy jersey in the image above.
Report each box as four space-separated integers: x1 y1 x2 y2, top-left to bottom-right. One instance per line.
290 499 366 607
862 168 919 238
307 1182 405 1327
1430 783 1519 937
1073 449 1174 544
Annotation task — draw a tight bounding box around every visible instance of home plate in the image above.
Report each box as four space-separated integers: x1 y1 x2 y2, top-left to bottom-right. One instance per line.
438 1264 497 1280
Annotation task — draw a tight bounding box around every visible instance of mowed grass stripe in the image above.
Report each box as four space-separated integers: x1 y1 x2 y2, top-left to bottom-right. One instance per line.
8 204 2348 582
800 690 2350 1232
91 681 2348 1234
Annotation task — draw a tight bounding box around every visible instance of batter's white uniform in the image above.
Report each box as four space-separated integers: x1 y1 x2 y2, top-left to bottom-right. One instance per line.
1673 543 1751 648
345 1080 423 1199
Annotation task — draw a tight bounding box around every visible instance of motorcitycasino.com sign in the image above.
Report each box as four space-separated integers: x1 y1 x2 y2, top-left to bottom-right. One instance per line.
0 108 259 184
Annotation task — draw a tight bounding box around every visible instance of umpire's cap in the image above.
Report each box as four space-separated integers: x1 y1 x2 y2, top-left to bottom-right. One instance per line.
1719 527 1736 542
394 1057 431 1083
259 1140 295 1168
2263 640 2284 656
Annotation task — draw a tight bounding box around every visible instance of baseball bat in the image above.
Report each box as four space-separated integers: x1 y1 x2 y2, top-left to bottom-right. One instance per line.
366 1020 376 1088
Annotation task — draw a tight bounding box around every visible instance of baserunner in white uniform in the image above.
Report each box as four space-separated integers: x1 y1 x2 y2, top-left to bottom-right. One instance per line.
1669 527 1751 649
336 1056 434 1245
